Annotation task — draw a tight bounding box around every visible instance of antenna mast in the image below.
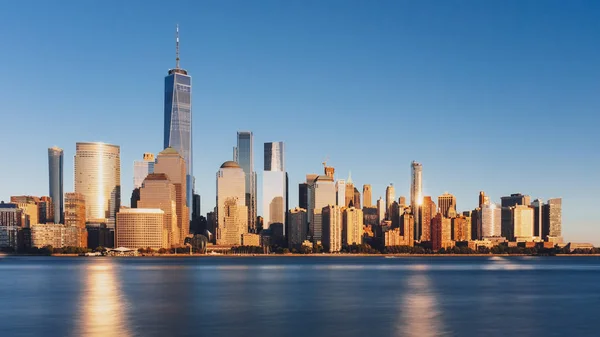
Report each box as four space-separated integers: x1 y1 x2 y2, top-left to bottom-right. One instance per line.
175 24 180 69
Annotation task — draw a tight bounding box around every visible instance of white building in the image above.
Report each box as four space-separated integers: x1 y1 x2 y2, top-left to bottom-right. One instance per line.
335 179 346 207
262 142 286 232
480 203 502 238
216 161 247 245
309 175 336 242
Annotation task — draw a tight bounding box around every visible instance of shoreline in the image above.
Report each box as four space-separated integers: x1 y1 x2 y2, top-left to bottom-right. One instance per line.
2 253 600 258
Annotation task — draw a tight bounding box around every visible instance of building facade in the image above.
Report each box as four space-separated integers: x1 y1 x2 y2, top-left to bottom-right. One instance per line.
288 208 307 248
385 184 395 220
234 131 257 232
432 213 453 251
363 184 372 207
322 205 342 252
30 224 82 248
74 142 121 227
263 142 287 233
335 179 346 207
543 198 562 242
133 152 155 189
137 173 178 247
64 192 87 247
512 205 534 242
452 215 471 242
420 196 436 242
48 147 63 224
438 193 456 218
480 204 502 238
0 203 23 249
216 161 247 245
164 26 193 215
309 175 336 242
116 208 165 249
410 161 423 241
342 207 363 246
376 197 385 225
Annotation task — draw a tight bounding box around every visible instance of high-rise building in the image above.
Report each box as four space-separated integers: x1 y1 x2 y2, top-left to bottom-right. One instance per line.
133 153 155 189
501 193 531 208
345 173 355 207
137 173 178 247
299 183 309 210
309 175 335 242
335 179 346 207
234 131 257 232
512 205 534 242
10 196 41 227
353 187 361 209
153 147 189 245
64 192 87 247
398 196 406 206
542 198 562 242
362 206 378 227
263 142 287 233
0 203 23 249
363 185 372 207
432 213 453 251
116 208 165 249
216 161 247 245
438 193 456 218
452 215 471 242
376 197 385 225
288 207 307 248
342 207 363 246
479 191 489 207
322 205 342 252
531 199 544 238
74 142 121 228
164 26 193 216
410 161 423 241
385 184 395 220
399 212 415 246
420 196 436 242
304 174 318 230
480 204 502 238
48 147 63 224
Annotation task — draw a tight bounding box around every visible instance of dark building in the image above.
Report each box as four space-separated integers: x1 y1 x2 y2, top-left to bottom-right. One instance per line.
501 193 530 208
471 209 480 240
542 198 562 241
192 194 201 220
130 188 140 208
500 194 530 241
299 183 308 210
531 199 543 237
353 187 361 209
48 147 64 224
86 223 114 249
362 207 378 226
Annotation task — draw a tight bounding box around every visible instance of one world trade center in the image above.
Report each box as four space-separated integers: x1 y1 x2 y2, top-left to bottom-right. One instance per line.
164 25 193 213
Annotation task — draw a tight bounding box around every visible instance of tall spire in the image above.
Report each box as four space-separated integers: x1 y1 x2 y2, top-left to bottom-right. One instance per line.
347 171 353 184
175 24 180 69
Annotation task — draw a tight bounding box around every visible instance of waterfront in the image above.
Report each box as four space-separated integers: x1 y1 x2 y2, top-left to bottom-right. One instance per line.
1 256 599 337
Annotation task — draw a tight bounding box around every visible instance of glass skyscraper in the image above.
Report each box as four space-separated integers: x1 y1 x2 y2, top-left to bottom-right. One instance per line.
164 26 193 215
48 147 63 224
234 131 256 232
410 161 423 240
263 142 286 233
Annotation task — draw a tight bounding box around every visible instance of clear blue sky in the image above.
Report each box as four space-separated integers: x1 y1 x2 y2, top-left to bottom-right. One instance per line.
0 0 598 243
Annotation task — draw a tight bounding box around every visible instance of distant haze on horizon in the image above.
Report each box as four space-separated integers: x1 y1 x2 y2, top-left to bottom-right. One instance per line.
0 1 598 244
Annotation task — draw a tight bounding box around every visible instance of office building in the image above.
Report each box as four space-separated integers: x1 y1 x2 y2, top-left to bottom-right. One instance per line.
299 183 308 210
512 205 534 242
432 213 453 251
10 196 40 227
48 147 63 224
288 207 307 248
241 233 260 246
309 175 336 242
479 191 490 207
133 153 155 189
501 193 531 208
138 173 178 247
362 206 378 226
399 212 415 247
363 184 372 207
376 197 385 224
398 196 406 206
385 184 395 220
452 215 471 242
263 142 287 233
531 199 544 238
164 26 194 215
410 161 423 241
64 192 87 247
30 224 82 248
335 179 346 207
344 173 354 207
216 161 247 245
543 198 562 243
0 203 23 249
438 193 456 218
154 147 189 245
480 204 502 238
342 207 363 246
74 142 121 228
116 208 165 249
420 196 436 242
234 131 257 232
353 187 361 209
322 205 342 252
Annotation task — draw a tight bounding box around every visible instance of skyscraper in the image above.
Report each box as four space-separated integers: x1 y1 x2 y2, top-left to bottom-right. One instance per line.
74 142 121 227
438 193 457 218
420 196 436 242
363 184 372 207
385 184 395 220
164 25 193 216
480 203 502 238
263 142 287 233
288 207 308 248
479 191 489 207
309 175 335 242
543 198 562 242
512 205 534 242
322 205 342 252
342 207 363 246
133 153 155 189
353 187 361 209
335 179 346 207
410 161 423 240
137 173 178 247
64 192 87 247
531 199 544 238
153 148 189 245
345 173 355 207
234 131 256 232
48 147 63 224
501 193 531 208
216 161 247 245
376 197 385 224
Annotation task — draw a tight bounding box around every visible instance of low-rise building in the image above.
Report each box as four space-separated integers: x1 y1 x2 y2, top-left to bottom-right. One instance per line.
30 224 82 248
241 233 260 246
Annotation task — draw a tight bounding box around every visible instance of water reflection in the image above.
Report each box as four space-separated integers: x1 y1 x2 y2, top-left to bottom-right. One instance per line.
76 262 131 337
397 269 446 337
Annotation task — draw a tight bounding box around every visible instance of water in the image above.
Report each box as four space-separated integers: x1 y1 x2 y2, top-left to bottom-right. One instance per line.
1 256 599 337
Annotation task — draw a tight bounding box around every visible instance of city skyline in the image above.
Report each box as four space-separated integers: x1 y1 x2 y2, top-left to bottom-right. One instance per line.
0 1 598 244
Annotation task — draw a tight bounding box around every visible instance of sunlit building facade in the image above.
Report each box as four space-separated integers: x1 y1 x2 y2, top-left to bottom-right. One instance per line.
512 205 534 242
133 153 155 189
234 131 257 232
411 161 423 241
116 208 165 249
309 175 336 242
288 207 307 248
216 161 247 245
342 207 363 246
322 205 342 252
363 184 372 207
64 192 88 247
335 179 346 207
438 193 456 218
420 196 436 242
138 173 178 247
263 142 286 232
480 203 502 238
385 184 395 220
74 142 121 227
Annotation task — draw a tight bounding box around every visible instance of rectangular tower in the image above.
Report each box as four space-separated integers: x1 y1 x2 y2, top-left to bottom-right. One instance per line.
234 131 257 232
48 147 63 224
263 142 286 233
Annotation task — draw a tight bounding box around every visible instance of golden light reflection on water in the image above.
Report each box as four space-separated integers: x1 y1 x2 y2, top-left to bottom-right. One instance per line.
77 262 132 337
397 270 446 337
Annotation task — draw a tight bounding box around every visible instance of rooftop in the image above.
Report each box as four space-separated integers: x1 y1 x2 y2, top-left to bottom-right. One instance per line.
220 161 241 169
